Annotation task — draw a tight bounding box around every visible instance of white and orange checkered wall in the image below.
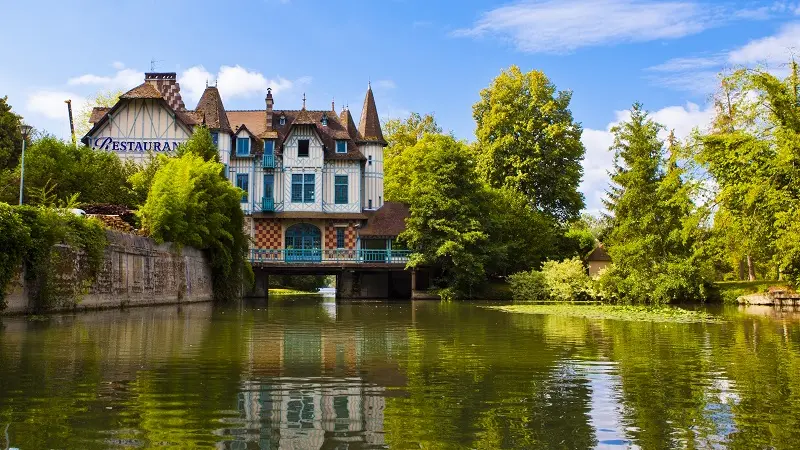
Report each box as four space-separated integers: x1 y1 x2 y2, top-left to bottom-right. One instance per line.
253 219 358 250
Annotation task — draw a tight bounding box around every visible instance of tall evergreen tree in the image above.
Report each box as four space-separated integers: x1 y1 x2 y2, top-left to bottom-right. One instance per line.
602 104 709 303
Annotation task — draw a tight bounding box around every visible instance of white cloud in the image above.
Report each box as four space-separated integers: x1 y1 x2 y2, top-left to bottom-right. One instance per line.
728 22 800 67
646 55 725 72
26 90 87 120
179 65 308 104
374 79 397 90
67 68 143 91
111 61 125 70
453 0 725 53
580 102 714 212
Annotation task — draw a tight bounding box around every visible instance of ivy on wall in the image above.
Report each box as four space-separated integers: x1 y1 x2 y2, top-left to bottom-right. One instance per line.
0 203 106 312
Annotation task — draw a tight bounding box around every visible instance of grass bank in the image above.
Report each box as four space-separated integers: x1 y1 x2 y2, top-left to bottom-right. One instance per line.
268 288 322 296
488 303 723 323
715 280 788 303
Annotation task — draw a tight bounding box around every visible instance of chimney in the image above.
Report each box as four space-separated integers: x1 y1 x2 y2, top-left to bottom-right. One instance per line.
265 88 274 131
145 72 186 111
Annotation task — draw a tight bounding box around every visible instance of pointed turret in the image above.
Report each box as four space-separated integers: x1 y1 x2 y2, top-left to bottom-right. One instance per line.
357 83 387 145
195 85 231 132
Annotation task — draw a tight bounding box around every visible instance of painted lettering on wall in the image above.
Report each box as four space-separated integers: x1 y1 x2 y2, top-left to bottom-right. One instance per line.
91 137 184 152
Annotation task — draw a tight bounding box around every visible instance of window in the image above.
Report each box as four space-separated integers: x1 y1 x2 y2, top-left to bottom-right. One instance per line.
298 139 309 157
236 174 249 203
336 140 347 154
321 115 328 126
291 173 315 203
279 115 286 126
368 155 373 165
368 199 373 209
264 140 275 154
336 228 345 249
236 137 250 156
212 132 219 146
334 175 348 204
263 174 274 198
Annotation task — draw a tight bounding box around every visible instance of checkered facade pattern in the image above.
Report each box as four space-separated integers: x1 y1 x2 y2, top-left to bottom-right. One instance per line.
254 219 283 249
325 221 357 249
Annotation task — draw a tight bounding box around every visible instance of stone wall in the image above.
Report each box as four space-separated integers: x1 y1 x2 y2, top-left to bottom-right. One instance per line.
3 231 213 314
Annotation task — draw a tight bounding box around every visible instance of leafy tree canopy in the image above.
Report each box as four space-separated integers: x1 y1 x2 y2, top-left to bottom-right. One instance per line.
0 96 23 171
473 65 585 222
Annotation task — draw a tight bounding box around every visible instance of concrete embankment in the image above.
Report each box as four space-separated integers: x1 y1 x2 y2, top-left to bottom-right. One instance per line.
4 231 213 314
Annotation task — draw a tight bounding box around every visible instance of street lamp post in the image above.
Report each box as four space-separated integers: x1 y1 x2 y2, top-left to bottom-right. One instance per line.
18 123 33 205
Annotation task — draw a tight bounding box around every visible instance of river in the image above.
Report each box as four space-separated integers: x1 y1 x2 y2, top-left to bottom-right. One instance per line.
1 297 799 449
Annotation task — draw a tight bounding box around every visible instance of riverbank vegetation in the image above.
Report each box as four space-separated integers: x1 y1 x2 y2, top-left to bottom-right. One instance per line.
136 128 252 301
0 203 106 311
488 304 722 323
388 63 800 303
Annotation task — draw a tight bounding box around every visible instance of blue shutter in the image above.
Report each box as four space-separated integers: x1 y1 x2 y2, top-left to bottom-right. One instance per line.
336 228 345 249
236 174 249 203
236 137 250 156
291 174 303 203
304 174 315 203
334 175 348 204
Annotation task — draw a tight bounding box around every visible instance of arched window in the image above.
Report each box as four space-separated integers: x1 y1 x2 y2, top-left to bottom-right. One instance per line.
285 223 322 262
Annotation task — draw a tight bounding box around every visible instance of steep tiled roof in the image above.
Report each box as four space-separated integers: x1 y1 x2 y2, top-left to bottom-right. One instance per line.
359 202 410 237
587 246 611 262
225 109 366 160
89 107 110 124
357 85 387 145
121 83 163 99
195 87 232 132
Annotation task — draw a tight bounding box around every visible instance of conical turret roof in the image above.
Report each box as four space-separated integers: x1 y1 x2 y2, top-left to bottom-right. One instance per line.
357 84 386 145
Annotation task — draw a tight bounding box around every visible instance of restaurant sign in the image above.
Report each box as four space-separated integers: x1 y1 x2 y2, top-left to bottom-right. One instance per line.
90 137 185 152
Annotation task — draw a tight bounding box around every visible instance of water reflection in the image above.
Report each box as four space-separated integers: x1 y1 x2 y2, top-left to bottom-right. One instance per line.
2 299 800 448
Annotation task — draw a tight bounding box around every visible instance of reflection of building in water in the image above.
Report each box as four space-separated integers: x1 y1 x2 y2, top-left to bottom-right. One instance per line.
236 378 385 449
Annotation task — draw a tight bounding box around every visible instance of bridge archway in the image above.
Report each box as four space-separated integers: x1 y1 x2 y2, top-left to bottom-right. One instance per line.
285 223 322 262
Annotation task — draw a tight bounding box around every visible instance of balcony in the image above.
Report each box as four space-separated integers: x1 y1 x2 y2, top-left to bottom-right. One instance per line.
249 249 412 265
262 153 275 169
262 196 275 212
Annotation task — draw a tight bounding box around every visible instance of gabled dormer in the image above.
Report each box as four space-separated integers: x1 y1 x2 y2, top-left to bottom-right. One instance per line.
233 124 259 158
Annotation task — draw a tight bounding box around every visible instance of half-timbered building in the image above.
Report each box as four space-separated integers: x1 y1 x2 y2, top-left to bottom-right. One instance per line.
83 72 410 278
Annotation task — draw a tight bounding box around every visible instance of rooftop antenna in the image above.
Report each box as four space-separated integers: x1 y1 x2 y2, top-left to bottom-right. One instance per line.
150 58 163 71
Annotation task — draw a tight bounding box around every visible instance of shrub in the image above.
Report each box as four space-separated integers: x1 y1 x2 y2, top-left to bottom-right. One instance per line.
541 257 595 302
0 203 107 311
508 270 549 301
509 257 596 302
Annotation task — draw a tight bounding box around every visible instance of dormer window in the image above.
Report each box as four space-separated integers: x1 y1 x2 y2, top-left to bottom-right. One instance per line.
335 140 347 154
264 140 275 154
236 137 251 156
279 115 286 126
321 114 328 127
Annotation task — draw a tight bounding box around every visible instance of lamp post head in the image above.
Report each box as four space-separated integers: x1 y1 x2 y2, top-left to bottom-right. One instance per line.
19 123 33 138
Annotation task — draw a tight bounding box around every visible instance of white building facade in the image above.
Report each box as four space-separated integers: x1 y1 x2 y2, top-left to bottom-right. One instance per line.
84 72 406 262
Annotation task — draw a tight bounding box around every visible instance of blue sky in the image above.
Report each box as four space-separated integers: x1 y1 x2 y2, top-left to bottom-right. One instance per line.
2 0 799 211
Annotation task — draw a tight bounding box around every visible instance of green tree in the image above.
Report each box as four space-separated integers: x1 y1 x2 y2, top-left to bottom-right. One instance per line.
139 129 251 300
0 96 23 171
474 65 585 221
400 134 490 299
383 113 442 202
19 136 138 207
602 104 709 304
76 89 122 138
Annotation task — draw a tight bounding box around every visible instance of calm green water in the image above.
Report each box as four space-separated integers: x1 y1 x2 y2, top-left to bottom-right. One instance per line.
1 298 800 449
